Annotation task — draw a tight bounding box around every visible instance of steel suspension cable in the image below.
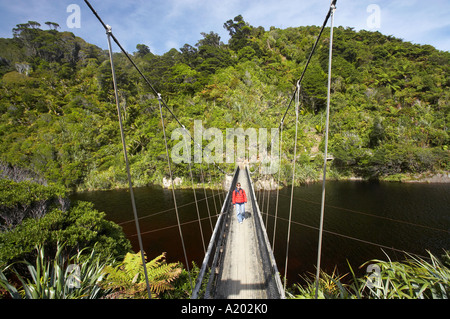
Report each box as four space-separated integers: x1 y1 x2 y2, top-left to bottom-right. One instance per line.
157 94 193 290
266 174 272 228
277 192 450 234
262 173 267 223
83 0 226 177
207 163 219 216
188 159 206 254
257 165 263 204
199 163 214 232
105 29 152 299
265 212 430 260
266 131 280 226
191 136 214 232
214 164 225 207
117 191 223 226
272 122 284 252
277 0 338 295
315 1 336 299
176 126 206 253
133 215 221 238
283 81 301 292
279 0 338 129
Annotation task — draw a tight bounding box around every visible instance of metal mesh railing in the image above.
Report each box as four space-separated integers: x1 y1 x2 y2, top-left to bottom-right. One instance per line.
191 166 240 299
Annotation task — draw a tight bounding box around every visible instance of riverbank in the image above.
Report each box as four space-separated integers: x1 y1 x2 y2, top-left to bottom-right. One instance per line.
74 170 450 193
379 172 450 183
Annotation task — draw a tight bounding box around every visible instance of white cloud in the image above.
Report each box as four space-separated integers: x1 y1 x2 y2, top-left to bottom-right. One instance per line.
164 40 179 51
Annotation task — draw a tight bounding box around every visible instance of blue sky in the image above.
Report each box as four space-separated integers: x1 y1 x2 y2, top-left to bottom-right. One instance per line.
0 0 449 55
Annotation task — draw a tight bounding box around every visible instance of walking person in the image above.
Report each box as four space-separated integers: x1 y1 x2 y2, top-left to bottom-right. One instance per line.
232 182 247 224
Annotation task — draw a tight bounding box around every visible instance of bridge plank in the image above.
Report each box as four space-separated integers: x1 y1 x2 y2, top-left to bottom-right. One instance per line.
214 170 268 299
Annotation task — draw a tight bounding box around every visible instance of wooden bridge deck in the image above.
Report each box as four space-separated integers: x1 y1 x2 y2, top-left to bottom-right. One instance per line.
213 169 268 299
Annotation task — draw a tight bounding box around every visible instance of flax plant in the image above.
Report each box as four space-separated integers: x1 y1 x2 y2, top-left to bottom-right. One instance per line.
360 251 450 299
289 251 449 299
0 242 111 299
290 267 354 299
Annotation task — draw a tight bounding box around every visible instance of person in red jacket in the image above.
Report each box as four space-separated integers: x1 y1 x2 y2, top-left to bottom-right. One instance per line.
232 182 247 224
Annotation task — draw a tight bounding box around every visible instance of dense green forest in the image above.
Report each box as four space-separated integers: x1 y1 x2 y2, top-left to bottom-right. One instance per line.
0 16 449 191
0 16 449 301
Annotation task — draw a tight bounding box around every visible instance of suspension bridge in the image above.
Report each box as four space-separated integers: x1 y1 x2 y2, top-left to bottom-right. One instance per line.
84 0 338 299
82 0 450 300
192 165 284 299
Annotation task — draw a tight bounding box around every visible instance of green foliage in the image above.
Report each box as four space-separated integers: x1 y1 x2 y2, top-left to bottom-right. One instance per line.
289 267 351 299
359 251 450 299
289 251 450 299
0 199 131 266
0 178 131 299
101 251 182 299
0 242 111 299
0 18 448 189
0 178 69 234
160 262 202 299
0 179 65 203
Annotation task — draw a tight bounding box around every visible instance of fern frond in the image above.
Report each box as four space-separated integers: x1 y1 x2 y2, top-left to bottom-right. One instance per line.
102 251 183 298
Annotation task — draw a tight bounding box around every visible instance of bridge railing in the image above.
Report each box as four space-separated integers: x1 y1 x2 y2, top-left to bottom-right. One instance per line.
244 166 285 299
191 166 239 299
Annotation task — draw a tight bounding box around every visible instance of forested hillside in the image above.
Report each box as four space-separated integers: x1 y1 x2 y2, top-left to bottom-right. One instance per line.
0 16 449 190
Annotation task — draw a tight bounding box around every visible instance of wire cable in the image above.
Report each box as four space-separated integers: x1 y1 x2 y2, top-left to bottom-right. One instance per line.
83 1 226 177
279 0 338 129
131 214 220 237
158 94 193 290
188 160 206 254
315 1 336 299
277 193 450 234
105 28 152 299
265 213 430 260
116 191 225 226
272 122 284 252
283 81 301 292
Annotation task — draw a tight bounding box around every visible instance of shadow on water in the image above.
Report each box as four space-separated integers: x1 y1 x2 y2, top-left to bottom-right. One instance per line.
71 181 450 286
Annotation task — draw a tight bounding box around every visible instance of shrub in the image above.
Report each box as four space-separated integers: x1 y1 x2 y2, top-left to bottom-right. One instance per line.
0 201 132 266
0 179 68 231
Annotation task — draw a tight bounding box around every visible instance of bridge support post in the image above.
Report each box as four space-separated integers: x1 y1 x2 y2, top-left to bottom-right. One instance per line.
106 26 152 299
315 0 337 299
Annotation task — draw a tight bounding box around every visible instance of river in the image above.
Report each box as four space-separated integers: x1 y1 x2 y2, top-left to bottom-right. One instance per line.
70 180 449 286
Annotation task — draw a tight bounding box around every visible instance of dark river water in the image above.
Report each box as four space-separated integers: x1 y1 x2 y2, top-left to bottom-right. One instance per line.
70 181 449 286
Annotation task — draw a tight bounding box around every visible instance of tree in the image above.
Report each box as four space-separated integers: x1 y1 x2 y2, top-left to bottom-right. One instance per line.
223 15 252 52
27 21 41 29
180 43 198 68
196 45 232 75
223 15 247 37
0 17 449 188
196 31 222 48
45 21 60 30
135 44 150 57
